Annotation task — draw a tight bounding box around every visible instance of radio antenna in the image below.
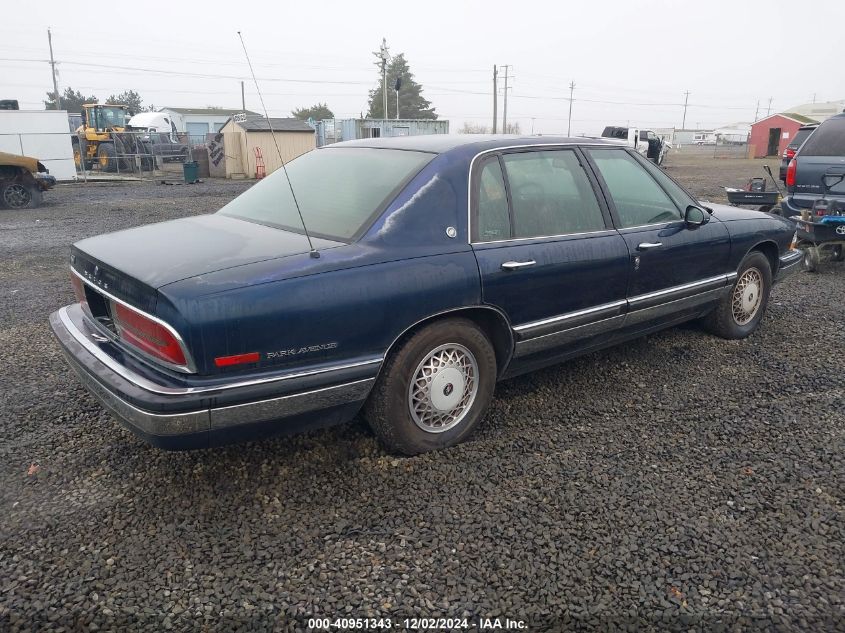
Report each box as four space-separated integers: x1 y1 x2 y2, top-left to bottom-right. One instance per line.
237 31 319 258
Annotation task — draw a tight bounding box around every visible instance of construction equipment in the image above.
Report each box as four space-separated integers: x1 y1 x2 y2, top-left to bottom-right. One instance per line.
73 104 150 172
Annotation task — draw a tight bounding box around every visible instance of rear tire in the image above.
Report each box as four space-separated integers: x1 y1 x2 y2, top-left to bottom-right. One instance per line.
364 318 497 455
702 251 772 339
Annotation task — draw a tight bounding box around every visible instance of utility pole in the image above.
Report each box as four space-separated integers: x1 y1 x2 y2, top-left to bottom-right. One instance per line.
240 81 245 111
567 81 575 137
47 28 60 110
754 100 759 121
380 38 389 121
766 97 773 117
812 93 816 103
501 65 510 133
492 65 498 134
681 90 690 129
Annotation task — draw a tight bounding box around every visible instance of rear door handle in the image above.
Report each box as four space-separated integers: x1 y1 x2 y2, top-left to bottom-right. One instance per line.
637 242 663 251
501 260 536 270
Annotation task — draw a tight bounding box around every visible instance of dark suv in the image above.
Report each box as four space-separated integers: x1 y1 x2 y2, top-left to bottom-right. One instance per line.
782 113 845 217
779 124 818 181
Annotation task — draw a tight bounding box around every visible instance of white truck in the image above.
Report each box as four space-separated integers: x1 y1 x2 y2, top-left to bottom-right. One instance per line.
125 112 189 164
601 126 669 165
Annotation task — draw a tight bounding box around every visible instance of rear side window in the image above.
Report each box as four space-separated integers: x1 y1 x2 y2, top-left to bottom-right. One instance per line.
587 148 682 227
790 127 814 148
800 118 845 156
476 158 511 242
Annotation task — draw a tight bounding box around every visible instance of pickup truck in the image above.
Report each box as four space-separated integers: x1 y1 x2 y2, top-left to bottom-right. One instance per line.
601 126 669 165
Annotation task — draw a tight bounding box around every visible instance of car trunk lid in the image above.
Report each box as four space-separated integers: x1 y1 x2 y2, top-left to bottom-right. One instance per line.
72 213 343 291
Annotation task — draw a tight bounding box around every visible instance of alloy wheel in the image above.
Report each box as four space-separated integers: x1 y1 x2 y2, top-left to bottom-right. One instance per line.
3 183 31 209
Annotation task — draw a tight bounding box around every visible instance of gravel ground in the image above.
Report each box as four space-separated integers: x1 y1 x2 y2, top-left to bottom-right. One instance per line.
1 167 843 632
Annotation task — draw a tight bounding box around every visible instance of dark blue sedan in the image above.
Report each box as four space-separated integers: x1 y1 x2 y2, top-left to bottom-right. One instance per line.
50 135 802 454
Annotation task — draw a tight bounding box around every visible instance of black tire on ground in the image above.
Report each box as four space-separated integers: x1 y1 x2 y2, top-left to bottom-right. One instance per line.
803 247 820 272
364 318 497 455
0 181 42 209
829 244 844 262
97 143 117 172
702 251 772 340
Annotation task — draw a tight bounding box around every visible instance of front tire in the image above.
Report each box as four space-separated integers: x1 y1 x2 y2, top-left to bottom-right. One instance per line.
703 251 772 339
1 182 41 209
97 143 117 172
364 318 497 455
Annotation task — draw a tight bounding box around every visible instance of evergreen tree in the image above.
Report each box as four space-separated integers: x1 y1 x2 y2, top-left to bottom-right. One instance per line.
366 46 436 120
292 102 335 120
106 90 144 114
44 87 98 112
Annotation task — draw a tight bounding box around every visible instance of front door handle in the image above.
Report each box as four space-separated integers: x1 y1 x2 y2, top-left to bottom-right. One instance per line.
637 242 663 251
501 260 536 270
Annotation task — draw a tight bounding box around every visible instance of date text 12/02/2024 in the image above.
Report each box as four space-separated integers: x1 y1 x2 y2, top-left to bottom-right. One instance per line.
306 617 528 630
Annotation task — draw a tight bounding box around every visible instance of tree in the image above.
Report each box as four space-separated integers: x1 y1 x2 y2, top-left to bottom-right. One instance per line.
106 90 144 114
44 87 98 112
366 44 436 120
292 102 334 121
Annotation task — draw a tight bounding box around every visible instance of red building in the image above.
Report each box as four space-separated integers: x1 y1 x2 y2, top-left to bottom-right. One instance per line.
749 113 817 158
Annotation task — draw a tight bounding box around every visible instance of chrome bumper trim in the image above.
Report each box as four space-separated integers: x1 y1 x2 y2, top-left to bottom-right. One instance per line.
58 306 382 397
776 250 803 281
210 379 375 429
60 337 374 437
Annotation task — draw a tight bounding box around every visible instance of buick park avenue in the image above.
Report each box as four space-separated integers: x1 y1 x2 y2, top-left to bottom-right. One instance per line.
50 135 801 454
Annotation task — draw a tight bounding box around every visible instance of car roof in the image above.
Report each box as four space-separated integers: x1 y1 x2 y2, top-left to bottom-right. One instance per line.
326 134 619 154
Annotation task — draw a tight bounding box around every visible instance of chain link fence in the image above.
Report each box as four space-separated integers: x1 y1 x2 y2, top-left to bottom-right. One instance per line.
672 142 750 160
1 130 213 184
73 130 211 181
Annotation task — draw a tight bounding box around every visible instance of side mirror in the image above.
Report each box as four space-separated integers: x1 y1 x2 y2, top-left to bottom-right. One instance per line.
685 205 708 227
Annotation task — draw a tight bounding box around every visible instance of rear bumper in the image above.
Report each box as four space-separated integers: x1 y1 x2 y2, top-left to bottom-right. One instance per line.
49 304 379 449
776 249 803 283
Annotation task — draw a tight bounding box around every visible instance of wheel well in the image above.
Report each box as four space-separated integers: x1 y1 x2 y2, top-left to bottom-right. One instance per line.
387 307 514 377
751 241 779 275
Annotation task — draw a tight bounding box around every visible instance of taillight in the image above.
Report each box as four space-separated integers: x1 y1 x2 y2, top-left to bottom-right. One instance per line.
111 301 187 367
785 148 796 160
70 273 87 307
786 159 797 187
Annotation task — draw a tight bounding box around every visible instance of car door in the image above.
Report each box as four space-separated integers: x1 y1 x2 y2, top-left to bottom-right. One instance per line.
584 147 732 331
470 147 630 367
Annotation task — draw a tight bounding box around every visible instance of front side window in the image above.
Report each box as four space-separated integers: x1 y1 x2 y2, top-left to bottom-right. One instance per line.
502 150 606 239
218 147 432 241
587 148 682 228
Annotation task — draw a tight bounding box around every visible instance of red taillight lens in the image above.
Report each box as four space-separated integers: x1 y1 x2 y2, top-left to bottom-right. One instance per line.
786 159 797 187
111 301 187 367
70 274 87 306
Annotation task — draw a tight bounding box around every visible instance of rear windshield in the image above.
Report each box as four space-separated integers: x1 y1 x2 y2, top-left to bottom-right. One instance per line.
799 118 845 157
218 147 433 240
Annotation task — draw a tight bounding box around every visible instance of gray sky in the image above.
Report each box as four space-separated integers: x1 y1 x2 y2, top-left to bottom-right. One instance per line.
3 0 843 135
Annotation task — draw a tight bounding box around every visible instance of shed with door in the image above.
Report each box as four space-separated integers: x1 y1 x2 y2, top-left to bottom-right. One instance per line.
216 116 316 179
749 113 817 158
